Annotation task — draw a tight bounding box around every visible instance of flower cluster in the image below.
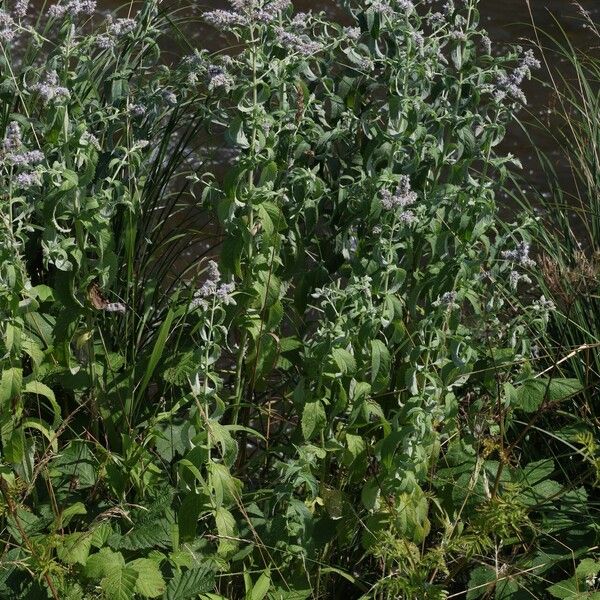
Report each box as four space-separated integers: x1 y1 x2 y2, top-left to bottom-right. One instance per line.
12 0 28 18
204 0 291 29
104 301 126 314
434 291 459 309
291 12 309 29
509 270 531 290
254 0 291 23
502 241 536 268
97 16 137 48
30 71 71 104
1 122 44 188
190 260 236 310
48 0 96 18
0 9 16 43
379 176 418 223
207 65 233 92
345 26 361 41
428 12 445 27
204 9 248 28
494 49 541 104
275 28 322 56
129 104 146 118
533 295 556 312
108 16 136 36
162 90 177 106
15 172 41 188
369 1 394 17
80 131 101 150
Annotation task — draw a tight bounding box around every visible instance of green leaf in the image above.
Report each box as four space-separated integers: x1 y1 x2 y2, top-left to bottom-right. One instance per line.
0 368 22 405
56 502 87 529
331 348 356 375
510 378 582 413
370 339 391 393
84 548 125 580
118 517 173 551
91 523 112 548
466 566 495 599
225 117 250 149
301 400 326 440
178 492 202 542
165 568 214 600
322 487 344 520
250 570 271 600
22 381 61 427
101 567 138 600
257 203 274 237
259 161 278 186
214 507 238 557
547 578 579 599
3 429 24 464
209 421 238 467
208 462 242 508
129 558 166 598
133 308 175 415
50 440 97 489
576 559 600 578
57 531 93 565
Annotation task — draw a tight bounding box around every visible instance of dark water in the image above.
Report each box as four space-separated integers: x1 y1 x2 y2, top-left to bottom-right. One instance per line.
176 0 597 195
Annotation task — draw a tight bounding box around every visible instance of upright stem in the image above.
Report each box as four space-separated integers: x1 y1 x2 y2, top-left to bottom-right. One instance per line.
232 25 259 425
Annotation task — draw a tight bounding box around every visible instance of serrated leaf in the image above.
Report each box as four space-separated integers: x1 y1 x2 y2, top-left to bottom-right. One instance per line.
208 462 242 508
165 568 214 600
214 507 238 557
129 558 166 597
178 492 202 542
101 567 138 600
84 548 125 580
50 440 97 488
466 565 495 599
56 501 87 528
510 378 582 413
118 517 173 550
208 421 238 467
57 531 93 565
0 368 22 405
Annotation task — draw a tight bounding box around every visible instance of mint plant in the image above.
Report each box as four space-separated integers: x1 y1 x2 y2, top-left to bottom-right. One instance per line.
0 0 594 598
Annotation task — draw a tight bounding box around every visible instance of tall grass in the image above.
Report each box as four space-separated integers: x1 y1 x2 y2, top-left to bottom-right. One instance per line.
518 6 600 390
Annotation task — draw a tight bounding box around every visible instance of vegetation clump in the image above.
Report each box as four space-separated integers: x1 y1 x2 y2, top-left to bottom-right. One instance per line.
0 0 598 598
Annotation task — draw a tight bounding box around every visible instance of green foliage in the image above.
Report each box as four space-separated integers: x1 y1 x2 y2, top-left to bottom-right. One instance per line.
0 0 597 598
